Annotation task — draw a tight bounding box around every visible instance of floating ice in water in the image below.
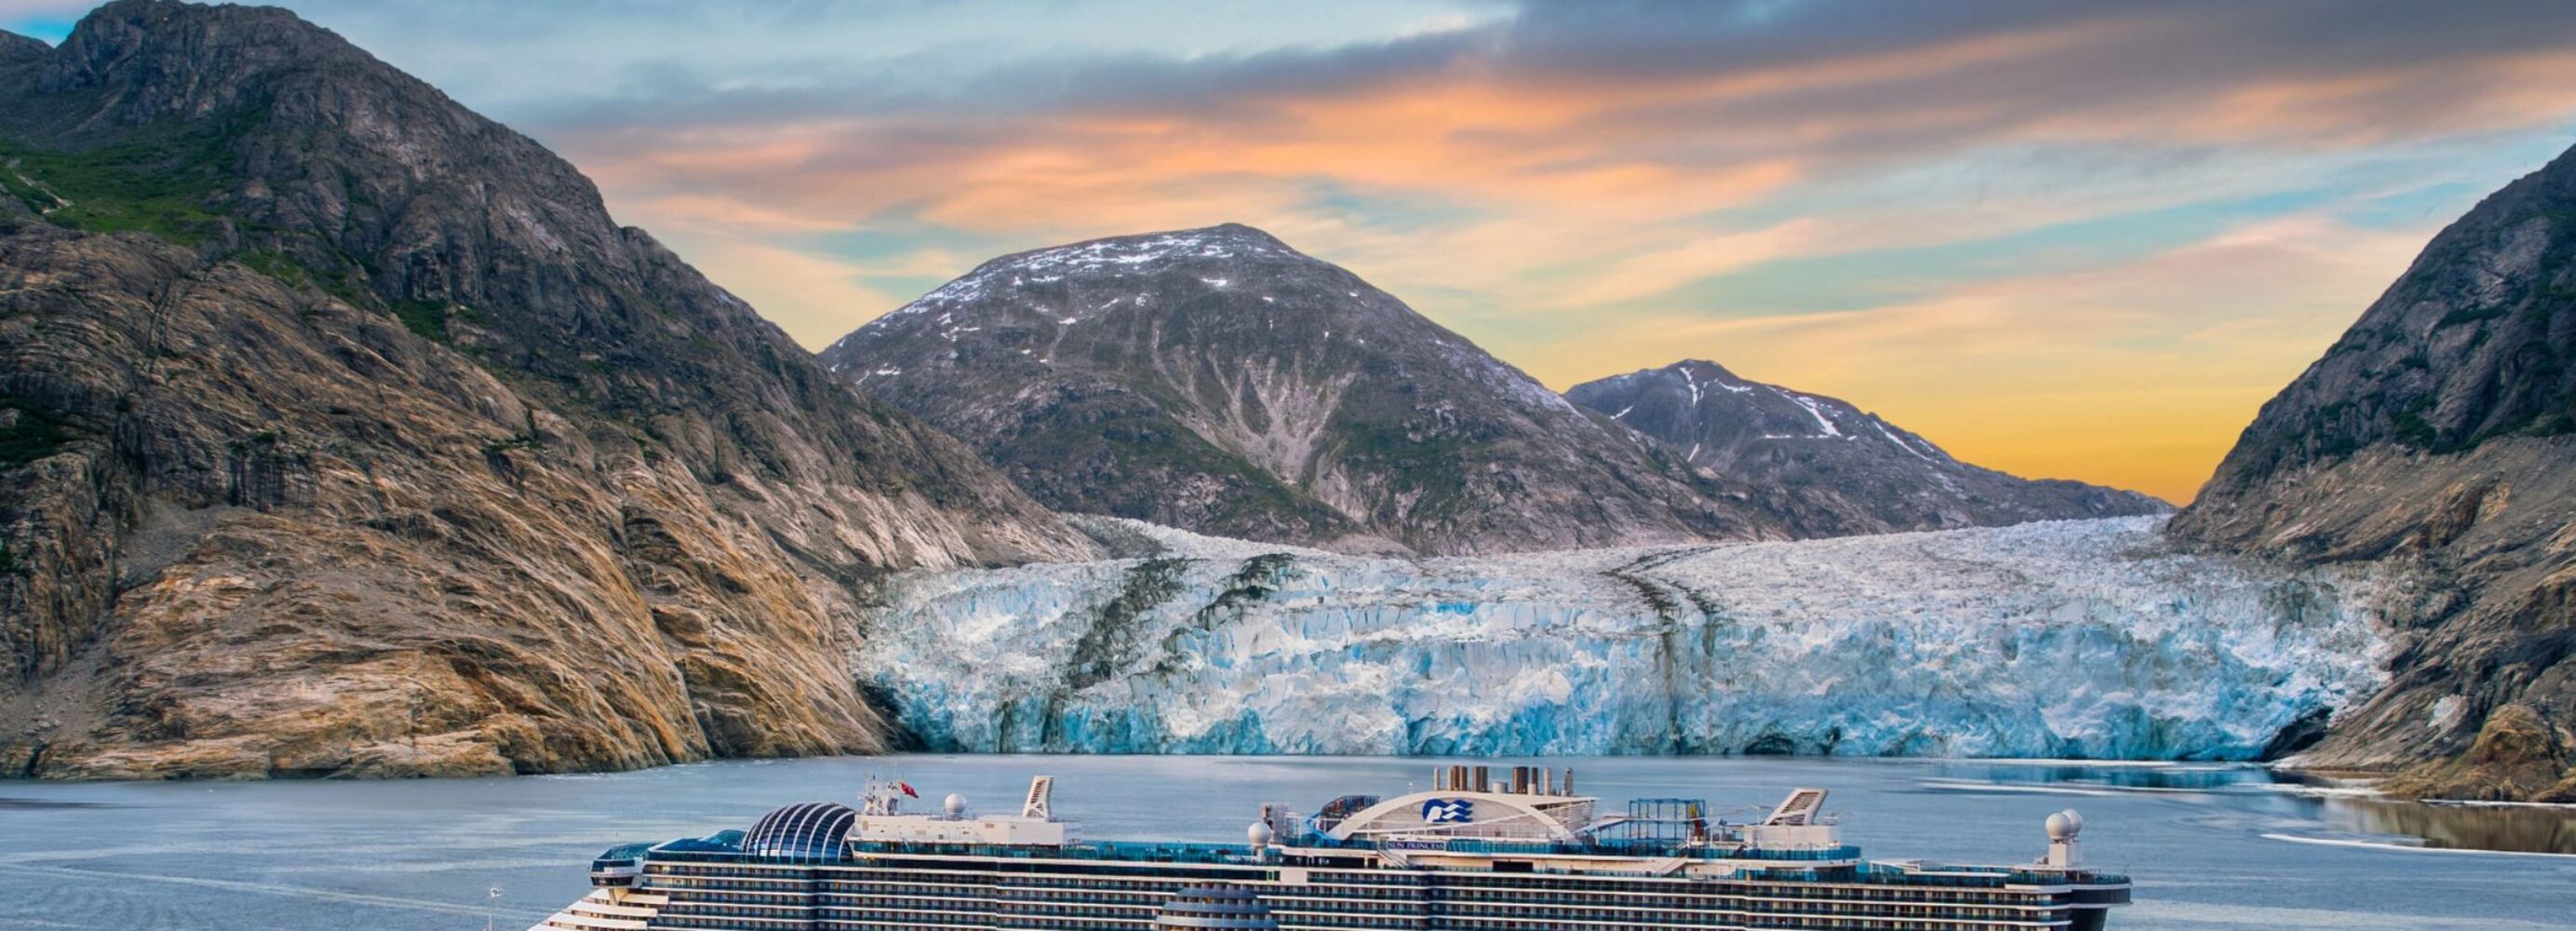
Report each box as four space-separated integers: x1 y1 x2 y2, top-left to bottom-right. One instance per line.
858 517 2391 759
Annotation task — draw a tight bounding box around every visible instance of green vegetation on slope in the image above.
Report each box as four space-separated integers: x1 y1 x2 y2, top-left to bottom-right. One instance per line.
0 127 240 246
0 123 463 344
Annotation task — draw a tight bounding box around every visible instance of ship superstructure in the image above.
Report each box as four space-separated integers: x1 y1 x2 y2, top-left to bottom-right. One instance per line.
534 765 2129 930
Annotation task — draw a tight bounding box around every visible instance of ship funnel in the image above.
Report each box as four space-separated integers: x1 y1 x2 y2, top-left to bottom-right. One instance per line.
1023 776 1055 820
1764 789 1829 827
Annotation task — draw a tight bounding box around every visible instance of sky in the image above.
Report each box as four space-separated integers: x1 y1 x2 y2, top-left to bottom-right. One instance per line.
10 1 2576 502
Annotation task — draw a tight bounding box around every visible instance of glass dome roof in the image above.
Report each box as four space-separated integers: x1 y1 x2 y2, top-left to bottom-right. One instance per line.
744 802 856 860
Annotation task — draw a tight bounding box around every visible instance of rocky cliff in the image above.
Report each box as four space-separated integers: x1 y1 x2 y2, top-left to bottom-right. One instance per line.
2170 142 2576 801
1567 360 2167 535
0 1 1092 778
820 224 1769 555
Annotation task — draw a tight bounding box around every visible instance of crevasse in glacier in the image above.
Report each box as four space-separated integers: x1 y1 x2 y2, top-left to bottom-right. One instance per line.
856 517 2390 759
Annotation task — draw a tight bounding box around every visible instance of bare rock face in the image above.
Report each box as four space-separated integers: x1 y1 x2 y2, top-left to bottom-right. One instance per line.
1567 360 2168 535
0 2 1092 778
2378 705 2574 802
821 224 1768 556
2171 142 2576 800
0 30 43 65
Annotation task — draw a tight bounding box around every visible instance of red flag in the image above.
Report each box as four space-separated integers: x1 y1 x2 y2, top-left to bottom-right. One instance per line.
897 781 919 799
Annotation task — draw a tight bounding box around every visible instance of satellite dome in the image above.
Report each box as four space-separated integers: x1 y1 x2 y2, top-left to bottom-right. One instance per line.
2046 809 2084 842
944 793 968 816
1247 821 1275 847
744 802 856 860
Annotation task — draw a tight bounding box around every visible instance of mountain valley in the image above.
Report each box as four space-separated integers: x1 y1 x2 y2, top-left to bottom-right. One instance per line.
1 1 2570 809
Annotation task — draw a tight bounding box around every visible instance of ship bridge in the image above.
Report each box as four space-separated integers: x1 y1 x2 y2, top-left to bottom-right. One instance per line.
1311 765 1854 861
845 776 1071 846
1322 765 1596 843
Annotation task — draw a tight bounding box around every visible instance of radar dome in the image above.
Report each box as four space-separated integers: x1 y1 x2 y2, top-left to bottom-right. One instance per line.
1247 821 1275 847
944 793 968 816
2046 809 2084 842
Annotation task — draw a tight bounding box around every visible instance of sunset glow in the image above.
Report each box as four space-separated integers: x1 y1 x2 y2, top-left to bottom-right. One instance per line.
11 0 2574 501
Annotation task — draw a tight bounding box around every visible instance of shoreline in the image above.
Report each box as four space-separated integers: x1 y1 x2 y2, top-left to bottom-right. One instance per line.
0 748 2405 785
25 745 2554 808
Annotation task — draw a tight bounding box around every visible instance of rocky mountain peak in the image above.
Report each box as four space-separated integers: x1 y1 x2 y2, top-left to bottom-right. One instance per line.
0 1 1087 779
2167 141 2576 800
1669 358 1744 381
1568 359 2166 535
0 1 1093 567
15 1 636 317
42 1 376 118
0 30 46 65
853 223 1398 339
954 222 1296 280
2184 144 2576 510
823 224 1751 554
1574 359 1952 464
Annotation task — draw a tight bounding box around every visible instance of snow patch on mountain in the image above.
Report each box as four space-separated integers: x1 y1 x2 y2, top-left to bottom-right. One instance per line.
1872 419 1942 463
858 517 2388 759
891 227 1294 320
1782 389 1846 439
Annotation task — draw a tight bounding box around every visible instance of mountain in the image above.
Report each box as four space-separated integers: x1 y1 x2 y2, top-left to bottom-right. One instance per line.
820 223 1772 555
2170 142 2576 802
1566 360 2168 534
0 1 1092 778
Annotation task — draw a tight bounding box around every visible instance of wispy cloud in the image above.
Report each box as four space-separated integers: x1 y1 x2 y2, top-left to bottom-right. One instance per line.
11 0 2576 499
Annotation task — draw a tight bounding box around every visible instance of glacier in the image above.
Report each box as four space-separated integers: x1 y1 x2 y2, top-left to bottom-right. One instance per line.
855 517 2393 759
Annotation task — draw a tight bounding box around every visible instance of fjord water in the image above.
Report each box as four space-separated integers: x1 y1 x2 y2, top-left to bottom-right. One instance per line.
2 756 2568 930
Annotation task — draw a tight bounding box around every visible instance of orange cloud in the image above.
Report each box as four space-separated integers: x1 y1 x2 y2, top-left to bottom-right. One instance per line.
543 7 2576 503
1523 214 2434 502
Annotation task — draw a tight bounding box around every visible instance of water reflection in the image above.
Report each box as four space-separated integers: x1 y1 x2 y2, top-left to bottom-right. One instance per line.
1925 761 2576 856
1934 762 2270 793
2318 799 2576 855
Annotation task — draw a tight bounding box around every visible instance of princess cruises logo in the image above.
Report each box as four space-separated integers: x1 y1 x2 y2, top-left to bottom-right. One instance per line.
1420 798 1475 824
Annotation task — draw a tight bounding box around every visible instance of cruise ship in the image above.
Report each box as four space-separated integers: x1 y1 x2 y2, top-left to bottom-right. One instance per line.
531 765 2130 930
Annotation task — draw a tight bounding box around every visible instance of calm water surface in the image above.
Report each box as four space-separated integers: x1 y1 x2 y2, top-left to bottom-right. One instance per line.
2 755 2570 930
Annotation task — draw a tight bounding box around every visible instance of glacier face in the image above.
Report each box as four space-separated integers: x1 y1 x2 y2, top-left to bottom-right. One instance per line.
857 517 2391 759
